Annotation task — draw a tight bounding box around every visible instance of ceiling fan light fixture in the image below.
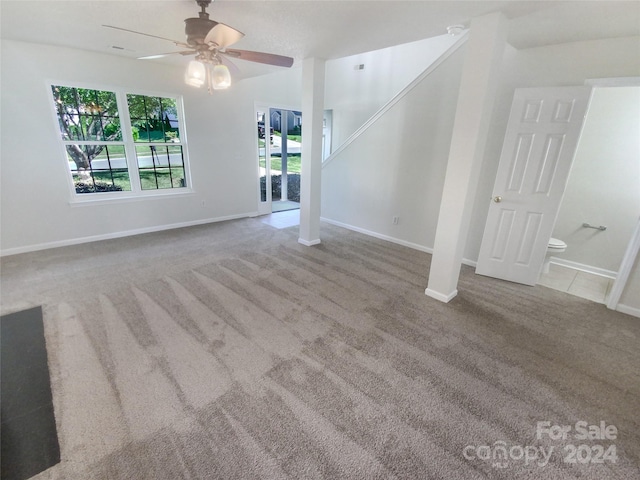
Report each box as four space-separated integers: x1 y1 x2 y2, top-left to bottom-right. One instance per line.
211 64 231 90
185 60 206 87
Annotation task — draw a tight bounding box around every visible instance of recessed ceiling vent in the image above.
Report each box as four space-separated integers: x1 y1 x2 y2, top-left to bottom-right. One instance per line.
354 64 365 70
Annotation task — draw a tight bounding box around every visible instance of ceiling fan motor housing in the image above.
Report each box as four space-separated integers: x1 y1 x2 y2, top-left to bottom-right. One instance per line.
185 17 218 46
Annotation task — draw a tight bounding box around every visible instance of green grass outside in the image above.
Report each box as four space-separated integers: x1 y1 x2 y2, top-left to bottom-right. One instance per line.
270 153 301 174
139 167 185 190
74 167 186 191
93 145 125 159
274 132 302 143
74 133 180 161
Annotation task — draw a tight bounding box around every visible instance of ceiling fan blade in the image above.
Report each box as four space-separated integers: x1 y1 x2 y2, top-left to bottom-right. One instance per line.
137 51 194 60
223 49 294 68
103 25 190 48
219 55 241 76
204 23 245 48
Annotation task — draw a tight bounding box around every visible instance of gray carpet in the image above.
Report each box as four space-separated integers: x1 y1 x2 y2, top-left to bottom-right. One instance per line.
1 218 638 479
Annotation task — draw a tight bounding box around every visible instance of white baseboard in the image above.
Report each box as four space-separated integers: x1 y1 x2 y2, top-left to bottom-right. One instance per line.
616 303 640 319
461 258 477 268
425 288 458 303
320 217 480 270
320 217 433 254
320 217 480 266
0 212 256 257
549 257 617 279
298 238 321 247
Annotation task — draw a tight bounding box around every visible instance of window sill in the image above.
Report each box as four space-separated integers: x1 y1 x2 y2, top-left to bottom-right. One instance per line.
68 189 196 207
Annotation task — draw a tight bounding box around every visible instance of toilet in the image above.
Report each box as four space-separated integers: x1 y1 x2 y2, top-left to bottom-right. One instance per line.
542 237 567 274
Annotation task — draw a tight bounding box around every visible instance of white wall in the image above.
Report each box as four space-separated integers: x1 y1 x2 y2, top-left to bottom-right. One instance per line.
324 34 460 149
0 40 301 254
321 46 465 249
552 86 640 274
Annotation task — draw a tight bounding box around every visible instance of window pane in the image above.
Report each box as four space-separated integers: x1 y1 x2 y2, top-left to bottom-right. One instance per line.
127 94 150 142
166 145 185 167
160 98 180 142
127 94 180 142
52 86 120 141
257 111 267 202
135 145 186 190
138 168 186 190
66 145 130 193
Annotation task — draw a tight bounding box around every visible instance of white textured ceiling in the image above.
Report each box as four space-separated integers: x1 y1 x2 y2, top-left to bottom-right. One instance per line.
1 1 639 79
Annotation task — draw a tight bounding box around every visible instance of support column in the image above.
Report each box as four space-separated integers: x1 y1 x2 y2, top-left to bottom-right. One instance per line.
299 57 325 246
425 12 507 302
281 111 288 201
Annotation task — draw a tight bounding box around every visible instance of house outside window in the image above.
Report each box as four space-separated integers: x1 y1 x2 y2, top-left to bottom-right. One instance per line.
51 85 190 197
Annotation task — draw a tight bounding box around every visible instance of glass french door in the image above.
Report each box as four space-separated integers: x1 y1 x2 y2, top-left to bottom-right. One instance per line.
256 105 302 215
256 108 272 215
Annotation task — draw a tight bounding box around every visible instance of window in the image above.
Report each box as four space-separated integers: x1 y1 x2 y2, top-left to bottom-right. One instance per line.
127 94 187 190
51 85 189 197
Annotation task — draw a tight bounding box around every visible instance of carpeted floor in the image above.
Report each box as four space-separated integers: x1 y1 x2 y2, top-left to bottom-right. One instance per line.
1 218 638 479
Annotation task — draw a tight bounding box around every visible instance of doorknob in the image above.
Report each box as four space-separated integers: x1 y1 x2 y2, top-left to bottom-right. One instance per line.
493 196 502 203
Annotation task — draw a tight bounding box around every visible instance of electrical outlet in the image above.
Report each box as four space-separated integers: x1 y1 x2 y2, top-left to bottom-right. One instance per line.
392 216 399 225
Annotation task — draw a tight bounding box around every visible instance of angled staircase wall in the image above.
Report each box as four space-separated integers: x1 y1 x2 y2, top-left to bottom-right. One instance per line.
321 35 468 251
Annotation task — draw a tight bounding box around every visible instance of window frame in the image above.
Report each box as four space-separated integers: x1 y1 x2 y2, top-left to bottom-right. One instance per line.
48 81 193 204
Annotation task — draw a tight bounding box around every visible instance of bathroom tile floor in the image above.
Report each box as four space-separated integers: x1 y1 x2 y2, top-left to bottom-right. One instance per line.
538 263 614 304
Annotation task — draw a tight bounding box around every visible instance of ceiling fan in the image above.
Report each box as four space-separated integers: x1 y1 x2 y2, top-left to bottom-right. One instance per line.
103 0 294 93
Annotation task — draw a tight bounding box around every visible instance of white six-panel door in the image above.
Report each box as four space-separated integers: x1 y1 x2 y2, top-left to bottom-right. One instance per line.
475 86 592 285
